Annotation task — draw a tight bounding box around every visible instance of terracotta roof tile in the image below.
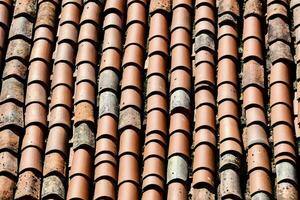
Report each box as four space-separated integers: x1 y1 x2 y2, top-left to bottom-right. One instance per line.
0 0 299 199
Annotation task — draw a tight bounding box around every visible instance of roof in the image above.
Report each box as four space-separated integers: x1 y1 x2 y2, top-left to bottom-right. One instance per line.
0 0 299 199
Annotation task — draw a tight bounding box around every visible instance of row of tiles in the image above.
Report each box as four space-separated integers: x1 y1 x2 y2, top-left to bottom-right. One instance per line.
0 0 300 199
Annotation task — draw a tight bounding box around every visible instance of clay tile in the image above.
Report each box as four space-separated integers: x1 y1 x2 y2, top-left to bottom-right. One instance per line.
294 27 300 45
14 171 41 199
93 179 115 200
171 7 191 32
149 0 171 14
0 129 19 153
48 106 71 128
148 36 169 57
273 124 295 147
267 3 287 20
220 139 242 156
62 0 82 7
218 100 238 120
80 1 101 25
270 83 291 108
76 63 96 85
98 91 118 118
168 182 188 199
249 170 272 196
143 141 165 160
55 42 76 65
171 45 191 72
145 132 166 145
218 35 238 61
118 182 139 200
291 0 300 9
103 0 125 16
145 110 167 135
94 161 116 181
18 147 42 173
29 40 52 63
194 20 215 36
95 137 117 156
172 0 192 9
60 3 81 25
147 54 167 78
120 89 142 110
13 0 37 19
0 151 17 176
146 75 167 97
246 124 269 148
94 152 117 167
268 18 291 44
218 0 239 17
142 175 164 192
118 154 140 185
25 83 47 106
244 0 262 17
8 16 33 40
103 12 123 30
74 102 94 125
102 27 122 52
195 33 215 53
99 49 122 72
269 41 293 64
170 90 191 113
6 39 31 62
0 102 24 129
96 115 117 140
217 84 238 104
118 128 140 157
268 0 288 6
146 94 168 113
126 2 146 26
274 143 296 160
242 60 264 89
195 50 215 67
170 29 191 49
270 62 290 86
122 44 145 68
243 86 264 109
193 128 216 149
0 26 6 48
293 7 300 29
76 42 97 66
24 103 47 127
193 144 215 172
219 117 240 142
168 132 190 158
247 145 270 173
218 24 238 39
118 107 141 131
33 26 54 42
98 69 119 93
195 4 215 24
195 88 215 108
57 23 78 45
67 175 90 199
21 125 44 151
0 4 10 28
121 66 142 90
169 112 190 134
195 63 215 85
41 175 65 199
50 85 72 110
245 107 267 126
271 104 293 127
69 148 92 178
242 16 262 41
219 169 242 198
124 25 145 49
217 58 237 86
195 105 215 131
170 69 191 93
0 175 15 199
148 12 169 41
78 23 98 44
34 1 57 29
0 78 24 103
51 62 73 89
43 152 66 176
